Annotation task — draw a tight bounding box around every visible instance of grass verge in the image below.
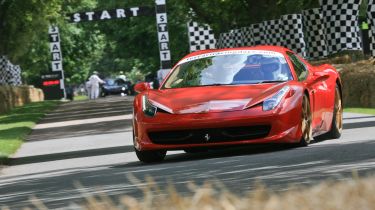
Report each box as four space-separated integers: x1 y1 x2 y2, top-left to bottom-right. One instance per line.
0 101 60 165
344 108 375 115
74 95 88 101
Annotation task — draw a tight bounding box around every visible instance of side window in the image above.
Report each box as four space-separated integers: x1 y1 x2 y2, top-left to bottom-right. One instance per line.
286 52 308 81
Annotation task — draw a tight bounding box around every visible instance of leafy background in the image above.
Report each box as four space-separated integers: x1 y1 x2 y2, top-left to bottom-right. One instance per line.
0 0 367 86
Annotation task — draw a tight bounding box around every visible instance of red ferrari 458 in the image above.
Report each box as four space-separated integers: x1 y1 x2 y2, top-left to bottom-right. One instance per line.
132 46 343 163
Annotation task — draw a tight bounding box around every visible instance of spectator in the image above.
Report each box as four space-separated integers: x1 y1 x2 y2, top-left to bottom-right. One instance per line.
89 71 104 99
65 84 74 101
85 79 91 99
145 73 160 89
118 71 127 82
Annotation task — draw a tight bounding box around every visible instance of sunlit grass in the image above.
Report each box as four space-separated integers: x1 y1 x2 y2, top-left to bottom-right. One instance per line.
344 108 375 115
0 101 60 164
74 95 88 101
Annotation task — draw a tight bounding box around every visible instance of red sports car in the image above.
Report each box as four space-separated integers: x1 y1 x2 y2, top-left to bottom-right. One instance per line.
132 46 343 163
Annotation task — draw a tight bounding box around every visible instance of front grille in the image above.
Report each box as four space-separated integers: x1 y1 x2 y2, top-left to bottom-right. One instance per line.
148 125 271 145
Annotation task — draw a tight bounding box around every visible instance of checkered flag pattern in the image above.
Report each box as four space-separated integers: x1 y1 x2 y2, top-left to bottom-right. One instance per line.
11 65 22 86
281 14 306 57
212 0 366 57
0 55 22 86
367 0 375 56
302 8 328 59
262 19 283 46
0 56 6 85
251 23 263 45
217 32 234 48
369 32 375 57
320 0 362 54
241 27 254 46
188 21 216 52
231 29 243 47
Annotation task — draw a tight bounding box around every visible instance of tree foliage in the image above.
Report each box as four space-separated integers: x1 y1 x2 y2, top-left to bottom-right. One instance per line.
5 0 363 86
0 0 62 62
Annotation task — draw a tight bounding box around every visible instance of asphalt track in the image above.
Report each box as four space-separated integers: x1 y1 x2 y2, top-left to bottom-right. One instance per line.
0 96 374 209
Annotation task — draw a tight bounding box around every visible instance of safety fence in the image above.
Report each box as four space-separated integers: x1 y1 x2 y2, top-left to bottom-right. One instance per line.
187 0 371 60
0 55 22 86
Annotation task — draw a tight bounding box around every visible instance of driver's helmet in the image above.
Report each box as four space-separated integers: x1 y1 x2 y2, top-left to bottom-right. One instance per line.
261 57 283 80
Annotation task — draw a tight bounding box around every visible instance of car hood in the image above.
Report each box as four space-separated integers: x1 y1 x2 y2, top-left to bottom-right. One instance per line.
147 82 289 114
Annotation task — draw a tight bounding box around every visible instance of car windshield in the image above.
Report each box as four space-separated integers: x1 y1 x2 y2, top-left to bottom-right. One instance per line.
105 79 115 86
162 50 293 89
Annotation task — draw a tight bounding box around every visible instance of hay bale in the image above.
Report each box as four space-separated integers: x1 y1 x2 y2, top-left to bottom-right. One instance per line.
339 63 375 108
0 85 44 114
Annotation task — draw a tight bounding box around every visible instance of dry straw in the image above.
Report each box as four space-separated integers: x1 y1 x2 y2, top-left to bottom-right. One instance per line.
19 174 375 210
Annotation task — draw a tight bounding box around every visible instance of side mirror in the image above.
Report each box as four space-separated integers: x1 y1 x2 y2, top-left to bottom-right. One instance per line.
134 82 150 93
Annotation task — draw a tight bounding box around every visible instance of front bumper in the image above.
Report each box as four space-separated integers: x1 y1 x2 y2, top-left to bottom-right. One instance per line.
134 103 302 151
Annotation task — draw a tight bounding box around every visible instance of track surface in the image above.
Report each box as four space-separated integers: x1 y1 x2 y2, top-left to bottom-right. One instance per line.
0 96 374 209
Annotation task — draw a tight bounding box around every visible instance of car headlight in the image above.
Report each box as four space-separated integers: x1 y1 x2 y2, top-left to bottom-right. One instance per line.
142 95 157 117
263 86 290 111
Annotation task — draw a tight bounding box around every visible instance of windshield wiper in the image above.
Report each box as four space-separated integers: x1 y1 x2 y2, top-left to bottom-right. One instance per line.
200 83 229 87
257 80 287 84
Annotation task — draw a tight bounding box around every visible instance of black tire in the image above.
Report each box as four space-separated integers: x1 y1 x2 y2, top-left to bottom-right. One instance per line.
132 129 166 163
299 94 313 146
324 85 343 139
134 148 166 163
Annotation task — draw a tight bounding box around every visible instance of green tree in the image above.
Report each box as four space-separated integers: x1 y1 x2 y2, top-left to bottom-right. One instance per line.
2 0 326 87
0 0 62 62
19 0 106 86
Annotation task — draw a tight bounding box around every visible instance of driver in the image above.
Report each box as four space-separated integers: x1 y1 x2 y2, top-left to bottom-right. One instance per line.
261 58 288 81
233 55 264 82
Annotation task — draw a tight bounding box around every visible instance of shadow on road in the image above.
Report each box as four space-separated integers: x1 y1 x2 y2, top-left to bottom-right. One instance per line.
1 139 375 209
27 119 133 141
8 146 134 166
344 120 375 130
26 96 134 141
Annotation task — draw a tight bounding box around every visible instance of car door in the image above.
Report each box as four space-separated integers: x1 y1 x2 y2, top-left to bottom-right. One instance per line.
286 52 325 132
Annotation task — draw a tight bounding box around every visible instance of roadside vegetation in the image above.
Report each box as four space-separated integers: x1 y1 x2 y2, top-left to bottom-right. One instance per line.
25 174 375 210
74 95 88 101
0 101 59 165
345 108 375 115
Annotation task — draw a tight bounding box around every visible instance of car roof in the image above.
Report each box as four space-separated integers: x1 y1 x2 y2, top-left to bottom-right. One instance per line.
183 46 289 59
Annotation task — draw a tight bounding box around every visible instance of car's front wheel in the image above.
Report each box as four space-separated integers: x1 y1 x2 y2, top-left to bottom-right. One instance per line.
134 148 166 163
299 94 313 146
133 129 166 163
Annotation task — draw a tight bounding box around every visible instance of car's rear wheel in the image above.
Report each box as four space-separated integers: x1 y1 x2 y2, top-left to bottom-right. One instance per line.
133 129 166 163
325 85 343 139
299 94 313 146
